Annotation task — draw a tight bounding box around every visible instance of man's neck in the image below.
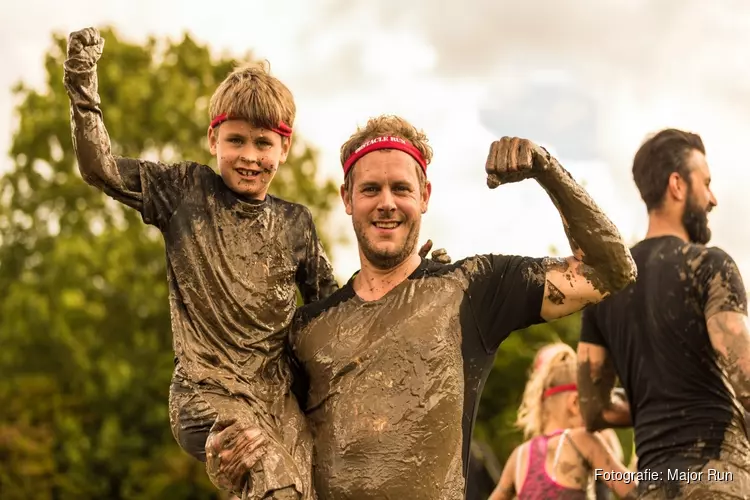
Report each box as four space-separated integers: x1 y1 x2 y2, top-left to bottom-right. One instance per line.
353 253 422 302
644 211 688 243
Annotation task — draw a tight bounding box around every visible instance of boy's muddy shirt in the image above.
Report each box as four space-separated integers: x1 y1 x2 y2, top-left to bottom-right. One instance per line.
64 54 337 497
290 256 547 499
582 236 750 495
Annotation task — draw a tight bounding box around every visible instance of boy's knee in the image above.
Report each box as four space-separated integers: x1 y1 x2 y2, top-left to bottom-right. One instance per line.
177 425 210 462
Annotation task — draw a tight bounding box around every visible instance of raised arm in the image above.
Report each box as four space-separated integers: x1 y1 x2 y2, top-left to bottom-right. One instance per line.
64 27 194 229
485 137 637 322
63 28 144 208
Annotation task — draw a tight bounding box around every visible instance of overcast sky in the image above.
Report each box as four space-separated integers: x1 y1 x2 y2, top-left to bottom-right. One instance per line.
3 0 750 284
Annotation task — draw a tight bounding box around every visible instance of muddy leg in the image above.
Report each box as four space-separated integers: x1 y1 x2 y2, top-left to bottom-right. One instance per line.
263 486 300 499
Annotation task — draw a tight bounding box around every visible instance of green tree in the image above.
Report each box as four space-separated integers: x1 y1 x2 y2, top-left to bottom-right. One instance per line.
0 27 340 499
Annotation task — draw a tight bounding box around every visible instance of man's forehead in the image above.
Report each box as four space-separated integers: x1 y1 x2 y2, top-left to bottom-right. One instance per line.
354 150 419 181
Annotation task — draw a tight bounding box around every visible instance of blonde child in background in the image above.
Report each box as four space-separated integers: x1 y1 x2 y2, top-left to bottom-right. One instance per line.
533 344 626 499
489 343 636 500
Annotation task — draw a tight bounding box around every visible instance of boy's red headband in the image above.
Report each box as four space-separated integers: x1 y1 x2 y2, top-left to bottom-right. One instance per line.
543 383 577 399
342 136 427 177
210 113 292 137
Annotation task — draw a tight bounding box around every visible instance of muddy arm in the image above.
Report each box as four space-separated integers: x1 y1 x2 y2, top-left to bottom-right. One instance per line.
577 431 637 499
577 342 632 432
63 29 144 211
534 154 636 321
707 312 750 412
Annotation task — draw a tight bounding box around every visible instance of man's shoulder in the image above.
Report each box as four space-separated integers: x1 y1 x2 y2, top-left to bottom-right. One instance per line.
678 243 738 278
633 238 736 274
295 284 357 328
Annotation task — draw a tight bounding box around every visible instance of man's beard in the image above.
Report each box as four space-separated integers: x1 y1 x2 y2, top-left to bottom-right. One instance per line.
354 217 421 270
682 187 711 244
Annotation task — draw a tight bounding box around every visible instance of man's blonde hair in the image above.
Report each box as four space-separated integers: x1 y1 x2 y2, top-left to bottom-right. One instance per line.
209 60 295 133
340 115 433 194
516 343 578 439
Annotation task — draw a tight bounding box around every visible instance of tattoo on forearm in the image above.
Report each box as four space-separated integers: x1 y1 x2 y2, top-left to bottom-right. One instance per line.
536 154 636 295
711 314 750 410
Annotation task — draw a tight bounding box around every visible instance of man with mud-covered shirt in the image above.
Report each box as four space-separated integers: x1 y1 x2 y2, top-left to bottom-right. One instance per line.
577 128 750 499
275 115 638 499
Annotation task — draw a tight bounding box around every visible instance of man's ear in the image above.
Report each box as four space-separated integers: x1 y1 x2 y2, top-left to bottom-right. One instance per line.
340 183 353 215
421 180 432 214
666 171 687 202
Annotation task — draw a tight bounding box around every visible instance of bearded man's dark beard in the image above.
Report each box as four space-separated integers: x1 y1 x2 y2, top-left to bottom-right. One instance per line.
682 187 711 245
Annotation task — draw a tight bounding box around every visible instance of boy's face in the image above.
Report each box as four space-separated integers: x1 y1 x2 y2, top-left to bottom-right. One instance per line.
208 120 291 200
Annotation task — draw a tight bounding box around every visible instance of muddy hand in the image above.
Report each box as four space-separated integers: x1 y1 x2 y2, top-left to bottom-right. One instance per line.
206 423 267 492
430 248 451 264
417 240 434 259
418 240 451 264
485 137 551 188
67 27 105 63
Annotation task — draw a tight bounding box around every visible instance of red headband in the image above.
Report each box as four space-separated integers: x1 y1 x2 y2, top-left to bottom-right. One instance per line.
210 113 293 137
543 383 577 399
342 136 427 177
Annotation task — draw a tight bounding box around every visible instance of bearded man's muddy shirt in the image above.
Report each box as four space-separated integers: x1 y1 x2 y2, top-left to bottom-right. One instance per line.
289 255 546 499
581 236 750 496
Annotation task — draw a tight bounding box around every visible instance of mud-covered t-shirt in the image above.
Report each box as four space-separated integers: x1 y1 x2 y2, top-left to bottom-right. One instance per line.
581 236 749 473
289 255 547 499
107 159 338 408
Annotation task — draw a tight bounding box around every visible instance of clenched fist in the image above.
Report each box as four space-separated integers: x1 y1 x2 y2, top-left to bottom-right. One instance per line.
67 27 104 64
485 137 551 188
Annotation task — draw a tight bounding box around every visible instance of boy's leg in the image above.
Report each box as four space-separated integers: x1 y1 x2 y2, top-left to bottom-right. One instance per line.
168 381 218 462
263 486 299 499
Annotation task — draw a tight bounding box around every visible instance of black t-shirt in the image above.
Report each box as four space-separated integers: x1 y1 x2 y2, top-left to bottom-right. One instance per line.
289 255 546 499
581 236 749 472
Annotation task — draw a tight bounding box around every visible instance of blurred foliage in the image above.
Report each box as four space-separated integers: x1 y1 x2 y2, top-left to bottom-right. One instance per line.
0 26 632 500
476 313 633 468
0 27 339 499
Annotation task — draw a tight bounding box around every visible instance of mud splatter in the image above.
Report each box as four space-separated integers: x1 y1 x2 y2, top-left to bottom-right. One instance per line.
535 154 637 295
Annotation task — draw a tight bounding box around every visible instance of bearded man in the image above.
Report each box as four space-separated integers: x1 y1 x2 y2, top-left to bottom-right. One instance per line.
577 128 750 499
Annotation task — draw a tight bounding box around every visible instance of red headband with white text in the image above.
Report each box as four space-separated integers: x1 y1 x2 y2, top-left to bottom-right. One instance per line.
342 136 427 177
210 113 293 137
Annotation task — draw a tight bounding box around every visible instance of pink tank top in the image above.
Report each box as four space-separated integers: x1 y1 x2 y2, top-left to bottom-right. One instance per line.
517 430 588 500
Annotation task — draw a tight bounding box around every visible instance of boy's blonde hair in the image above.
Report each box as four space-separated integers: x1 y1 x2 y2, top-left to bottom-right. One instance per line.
208 60 295 133
340 115 433 194
516 343 578 439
